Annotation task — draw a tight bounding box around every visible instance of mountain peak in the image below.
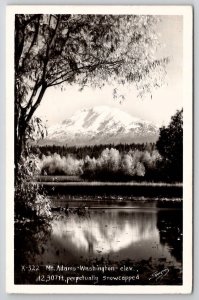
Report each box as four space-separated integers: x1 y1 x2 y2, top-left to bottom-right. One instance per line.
42 106 159 146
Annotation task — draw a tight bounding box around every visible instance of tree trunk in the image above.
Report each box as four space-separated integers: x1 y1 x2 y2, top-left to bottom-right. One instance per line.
14 109 27 183
14 84 47 182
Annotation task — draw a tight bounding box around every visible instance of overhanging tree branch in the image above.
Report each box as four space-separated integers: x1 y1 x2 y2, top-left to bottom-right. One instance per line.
48 59 123 87
25 83 47 125
41 15 60 82
24 79 41 113
20 15 41 71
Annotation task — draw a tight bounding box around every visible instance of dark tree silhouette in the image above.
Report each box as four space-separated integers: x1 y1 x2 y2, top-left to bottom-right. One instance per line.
156 109 183 181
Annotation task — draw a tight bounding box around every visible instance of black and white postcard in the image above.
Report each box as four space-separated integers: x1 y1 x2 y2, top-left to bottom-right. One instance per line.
6 5 193 294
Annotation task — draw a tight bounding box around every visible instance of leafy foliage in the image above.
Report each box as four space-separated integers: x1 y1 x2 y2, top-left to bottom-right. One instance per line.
15 154 52 220
25 117 47 142
40 153 84 176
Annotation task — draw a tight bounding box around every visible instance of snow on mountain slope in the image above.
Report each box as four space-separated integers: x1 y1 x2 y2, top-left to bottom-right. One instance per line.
40 106 159 146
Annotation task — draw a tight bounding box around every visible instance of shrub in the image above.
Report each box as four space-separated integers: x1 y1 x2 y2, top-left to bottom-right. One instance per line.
15 154 52 221
39 153 83 176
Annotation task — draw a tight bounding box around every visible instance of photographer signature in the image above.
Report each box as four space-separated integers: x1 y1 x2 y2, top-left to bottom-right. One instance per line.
149 268 169 282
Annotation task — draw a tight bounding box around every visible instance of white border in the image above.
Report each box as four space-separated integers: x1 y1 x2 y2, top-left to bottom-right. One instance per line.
6 5 193 294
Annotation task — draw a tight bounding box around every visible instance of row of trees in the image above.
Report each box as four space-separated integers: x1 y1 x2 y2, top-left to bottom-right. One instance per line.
39 148 162 181
31 142 156 160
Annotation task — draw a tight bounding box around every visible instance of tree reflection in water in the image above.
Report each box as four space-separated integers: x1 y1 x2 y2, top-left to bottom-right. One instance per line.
157 210 182 262
14 220 52 284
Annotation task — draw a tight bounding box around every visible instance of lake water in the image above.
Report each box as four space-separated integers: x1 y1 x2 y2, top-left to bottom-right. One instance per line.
15 200 182 285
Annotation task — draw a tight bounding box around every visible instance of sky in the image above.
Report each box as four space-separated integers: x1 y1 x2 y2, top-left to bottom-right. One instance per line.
36 15 183 128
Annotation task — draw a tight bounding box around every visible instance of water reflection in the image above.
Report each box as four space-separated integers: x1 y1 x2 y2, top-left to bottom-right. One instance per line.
157 210 182 262
39 208 182 269
51 211 159 255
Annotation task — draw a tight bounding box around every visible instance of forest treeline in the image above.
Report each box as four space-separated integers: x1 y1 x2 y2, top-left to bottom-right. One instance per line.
31 142 156 160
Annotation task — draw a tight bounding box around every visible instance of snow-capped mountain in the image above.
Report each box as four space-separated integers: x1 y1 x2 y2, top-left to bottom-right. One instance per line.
40 106 159 146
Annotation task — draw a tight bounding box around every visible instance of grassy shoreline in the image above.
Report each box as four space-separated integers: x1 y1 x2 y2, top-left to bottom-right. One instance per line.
34 175 182 187
34 181 182 199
